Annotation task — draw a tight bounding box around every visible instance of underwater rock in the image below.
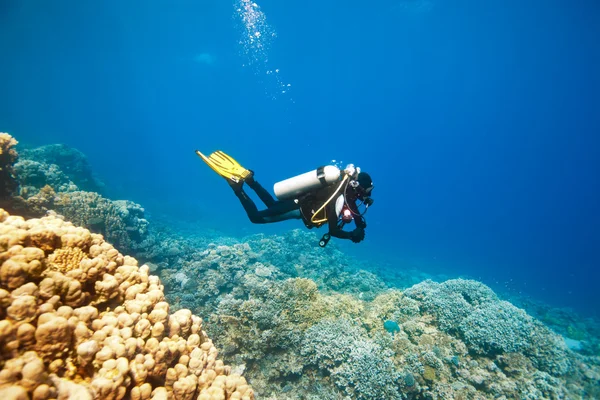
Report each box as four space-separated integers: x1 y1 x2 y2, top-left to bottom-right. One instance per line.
0 208 254 399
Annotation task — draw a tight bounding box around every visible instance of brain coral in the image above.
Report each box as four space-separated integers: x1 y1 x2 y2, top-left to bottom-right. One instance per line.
0 208 253 400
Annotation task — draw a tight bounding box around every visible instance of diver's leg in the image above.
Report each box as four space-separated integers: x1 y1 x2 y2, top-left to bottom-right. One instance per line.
255 200 302 223
232 185 300 224
231 178 301 224
246 176 277 208
232 186 267 224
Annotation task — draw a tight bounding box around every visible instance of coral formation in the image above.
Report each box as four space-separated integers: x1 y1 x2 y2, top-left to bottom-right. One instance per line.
0 133 19 200
302 318 401 399
331 338 400 400
53 192 149 252
17 144 104 195
0 134 148 253
160 238 600 399
460 300 535 354
11 189 150 254
0 209 253 399
13 159 78 197
404 280 575 375
403 279 498 332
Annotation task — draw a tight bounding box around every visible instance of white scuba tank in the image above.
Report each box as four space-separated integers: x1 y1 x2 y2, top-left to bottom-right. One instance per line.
274 165 341 200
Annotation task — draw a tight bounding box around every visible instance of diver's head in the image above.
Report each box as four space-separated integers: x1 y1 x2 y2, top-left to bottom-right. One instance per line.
356 172 374 198
344 170 374 215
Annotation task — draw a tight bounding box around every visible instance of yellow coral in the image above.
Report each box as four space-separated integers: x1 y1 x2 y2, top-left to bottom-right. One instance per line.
47 247 88 273
0 133 18 158
0 209 254 399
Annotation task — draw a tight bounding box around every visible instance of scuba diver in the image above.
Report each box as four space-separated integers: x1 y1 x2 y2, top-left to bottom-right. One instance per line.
195 150 374 246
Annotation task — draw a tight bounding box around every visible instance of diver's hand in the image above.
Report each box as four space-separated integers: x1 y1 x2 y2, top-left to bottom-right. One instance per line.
350 228 365 243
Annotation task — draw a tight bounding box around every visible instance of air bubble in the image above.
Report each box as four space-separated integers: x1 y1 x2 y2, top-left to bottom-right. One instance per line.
234 0 292 100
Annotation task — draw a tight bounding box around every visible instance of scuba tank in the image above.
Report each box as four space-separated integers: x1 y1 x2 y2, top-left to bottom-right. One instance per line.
274 165 341 200
275 163 367 248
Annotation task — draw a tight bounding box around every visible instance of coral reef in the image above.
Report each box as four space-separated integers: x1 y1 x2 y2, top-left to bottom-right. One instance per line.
52 192 149 252
2 131 600 399
506 293 600 357
17 144 104 195
0 133 19 200
11 189 150 254
160 236 600 399
158 229 389 317
0 134 148 253
13 159 78 197
404 280 575 375
302 318 401 399
0 209 253 399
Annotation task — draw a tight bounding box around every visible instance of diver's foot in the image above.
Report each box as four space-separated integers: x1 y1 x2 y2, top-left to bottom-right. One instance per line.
227 177 244 193
227 170 254 192
245 170 255 185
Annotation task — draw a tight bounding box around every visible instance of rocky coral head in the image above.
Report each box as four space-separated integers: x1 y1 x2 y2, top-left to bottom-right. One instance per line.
20 143 104 193
0 208 255 399
0 133 19 199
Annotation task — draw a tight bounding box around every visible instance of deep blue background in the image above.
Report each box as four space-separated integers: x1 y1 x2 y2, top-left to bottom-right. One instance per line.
1 0 599 316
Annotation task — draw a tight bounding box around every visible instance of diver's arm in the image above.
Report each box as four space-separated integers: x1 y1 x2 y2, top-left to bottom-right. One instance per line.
348 210 366 243
326 202 365 242
353 213 367 230
328 217 351 239
347 196 367 230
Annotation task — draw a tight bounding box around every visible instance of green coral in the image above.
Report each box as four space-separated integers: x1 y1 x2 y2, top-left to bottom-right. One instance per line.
423 365 437 381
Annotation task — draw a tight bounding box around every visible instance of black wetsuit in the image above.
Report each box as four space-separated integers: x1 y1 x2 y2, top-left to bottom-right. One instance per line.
232 178 366 242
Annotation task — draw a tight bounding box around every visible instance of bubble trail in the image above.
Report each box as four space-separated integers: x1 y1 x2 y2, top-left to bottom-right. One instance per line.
234 0 292 100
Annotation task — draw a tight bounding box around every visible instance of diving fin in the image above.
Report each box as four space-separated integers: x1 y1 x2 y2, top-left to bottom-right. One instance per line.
195 150 252 183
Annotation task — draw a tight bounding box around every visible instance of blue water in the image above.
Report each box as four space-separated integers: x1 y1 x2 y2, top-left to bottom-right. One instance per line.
1 0 599 316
